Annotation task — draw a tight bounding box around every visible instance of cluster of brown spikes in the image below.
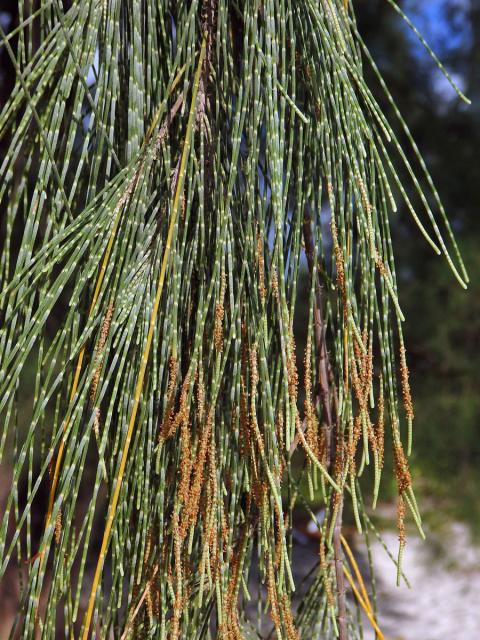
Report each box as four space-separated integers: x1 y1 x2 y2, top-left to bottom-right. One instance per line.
0 0 467 637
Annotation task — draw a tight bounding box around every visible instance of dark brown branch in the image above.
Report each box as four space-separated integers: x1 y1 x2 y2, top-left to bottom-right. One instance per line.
302 206 334 464
302 204 347 640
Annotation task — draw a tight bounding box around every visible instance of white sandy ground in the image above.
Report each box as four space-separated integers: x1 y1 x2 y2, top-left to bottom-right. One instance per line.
364 523 480 640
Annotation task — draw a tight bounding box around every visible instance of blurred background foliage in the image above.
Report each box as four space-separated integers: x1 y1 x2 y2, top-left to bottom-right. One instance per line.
0 0 478 530
357 0 480 530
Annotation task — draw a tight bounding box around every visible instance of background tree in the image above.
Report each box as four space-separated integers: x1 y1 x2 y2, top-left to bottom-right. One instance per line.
0 1 472 638
356 0 480 524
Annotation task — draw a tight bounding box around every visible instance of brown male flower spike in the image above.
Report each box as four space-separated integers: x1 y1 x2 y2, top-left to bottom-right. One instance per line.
256 231 267 305
214 268 226 351
400 344 414 422
54 510 62 545
280 592 300 640
90 301 114 402
304 335 320 457
393 435 412 495
287 329 299 404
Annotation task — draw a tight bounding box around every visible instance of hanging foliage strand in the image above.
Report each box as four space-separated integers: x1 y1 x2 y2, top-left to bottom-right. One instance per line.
0 0 468 638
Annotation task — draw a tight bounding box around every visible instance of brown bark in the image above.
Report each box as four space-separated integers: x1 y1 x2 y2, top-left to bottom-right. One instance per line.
302 205 347 640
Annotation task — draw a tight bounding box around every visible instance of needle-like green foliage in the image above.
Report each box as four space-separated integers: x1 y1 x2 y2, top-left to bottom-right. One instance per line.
0 1 468 638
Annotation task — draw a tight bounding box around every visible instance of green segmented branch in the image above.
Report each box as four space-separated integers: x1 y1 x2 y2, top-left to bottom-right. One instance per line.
0 2 468 638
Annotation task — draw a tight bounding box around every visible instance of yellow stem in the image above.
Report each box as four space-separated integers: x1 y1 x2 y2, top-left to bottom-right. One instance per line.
343 566 385 640
40 206 122 557
340 533 372 613
143 63 187 145
80 34 207 640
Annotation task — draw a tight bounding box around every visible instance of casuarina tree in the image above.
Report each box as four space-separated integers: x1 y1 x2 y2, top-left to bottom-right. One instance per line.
0 1 469 638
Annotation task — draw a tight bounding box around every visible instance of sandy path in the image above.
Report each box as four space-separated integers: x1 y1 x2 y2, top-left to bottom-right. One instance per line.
365 523 480 640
